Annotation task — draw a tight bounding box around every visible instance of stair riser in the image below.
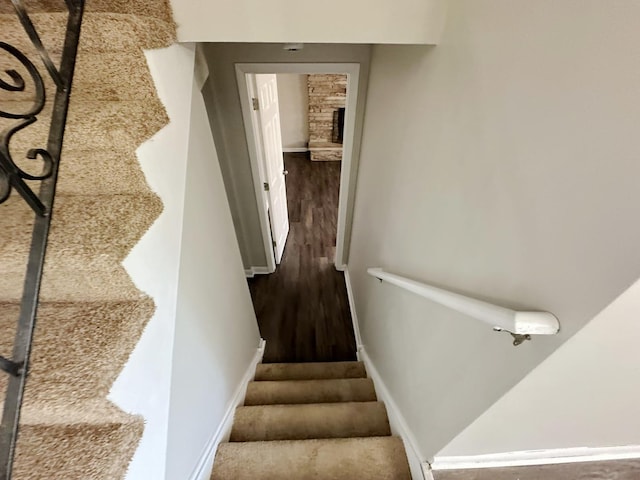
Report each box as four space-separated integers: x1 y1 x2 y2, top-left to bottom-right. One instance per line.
231 402 391 442
255 361 367 381
244 378 377 406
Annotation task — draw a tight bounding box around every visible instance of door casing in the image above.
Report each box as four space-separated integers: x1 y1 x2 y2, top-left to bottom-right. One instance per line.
236 63 361 273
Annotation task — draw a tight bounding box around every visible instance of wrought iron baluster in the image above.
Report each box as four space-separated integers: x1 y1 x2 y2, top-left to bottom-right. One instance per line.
0 1 84 479
9 0 64 90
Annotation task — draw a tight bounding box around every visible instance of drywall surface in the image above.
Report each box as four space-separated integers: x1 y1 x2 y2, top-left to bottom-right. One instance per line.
348 0 640 462
438 278 640 456
200 77 252 270
202 43 371 270
165 76 262 478
110 44 196 480
171 0 446 45
276 74 309 150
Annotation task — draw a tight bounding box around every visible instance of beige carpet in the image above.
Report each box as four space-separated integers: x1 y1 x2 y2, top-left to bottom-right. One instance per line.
0 1 174 478
211 361 412 479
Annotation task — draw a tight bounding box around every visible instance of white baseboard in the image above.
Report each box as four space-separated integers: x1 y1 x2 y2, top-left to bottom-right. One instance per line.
431 445 640 471
282 147 309 153
422 465 436 480
343 267 425 479
244 266 272 278
188 339 266 480
359 348 426 480
342 267 362 352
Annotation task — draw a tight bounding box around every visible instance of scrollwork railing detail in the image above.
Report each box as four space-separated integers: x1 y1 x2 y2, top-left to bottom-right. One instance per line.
0 41 53 216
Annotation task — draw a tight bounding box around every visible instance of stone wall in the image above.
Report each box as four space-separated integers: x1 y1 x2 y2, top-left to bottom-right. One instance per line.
308 74 347 161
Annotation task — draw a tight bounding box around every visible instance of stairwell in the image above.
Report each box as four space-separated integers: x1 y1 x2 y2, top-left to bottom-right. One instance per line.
3 3 415 480
211 361 412 479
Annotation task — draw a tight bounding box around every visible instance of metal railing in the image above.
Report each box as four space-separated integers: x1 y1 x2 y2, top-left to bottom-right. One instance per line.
0 1 84 478
368 267 560 346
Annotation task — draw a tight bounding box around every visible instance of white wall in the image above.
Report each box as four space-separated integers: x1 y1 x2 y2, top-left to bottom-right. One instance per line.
171 0 446 45
110 43 262 480
164 66 262 479
202 43 371 270
276 74 309 150
438 277 640 457
110 44 196 480
348 0 640 462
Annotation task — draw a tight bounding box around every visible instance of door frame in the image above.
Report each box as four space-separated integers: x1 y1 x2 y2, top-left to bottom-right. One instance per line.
236 63 361 273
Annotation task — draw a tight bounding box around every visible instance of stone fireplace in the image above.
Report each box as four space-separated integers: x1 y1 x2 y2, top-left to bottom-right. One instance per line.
307 74 347 161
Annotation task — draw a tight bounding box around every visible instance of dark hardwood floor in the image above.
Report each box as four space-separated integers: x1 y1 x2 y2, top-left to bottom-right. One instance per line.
433 459 640 480
248 153 357 363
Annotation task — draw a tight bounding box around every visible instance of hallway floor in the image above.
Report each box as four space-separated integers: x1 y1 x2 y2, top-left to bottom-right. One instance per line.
433 459 640 480
248 153 357 363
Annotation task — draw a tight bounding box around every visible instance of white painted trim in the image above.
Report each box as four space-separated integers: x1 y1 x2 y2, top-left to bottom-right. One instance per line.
422 465 436 480
194 44 210 91
431 445 640 471
236 63 361 270
282 147 309 153
367 268 560 336
343 267 362 354
237 72 277 273
244 266 272 278
360 348 426 480
188 339 266 480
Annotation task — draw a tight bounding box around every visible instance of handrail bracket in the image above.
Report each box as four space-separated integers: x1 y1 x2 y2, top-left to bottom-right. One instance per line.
493 327 531 347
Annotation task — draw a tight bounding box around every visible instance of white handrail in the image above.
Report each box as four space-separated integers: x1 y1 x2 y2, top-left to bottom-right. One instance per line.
367 268 559 336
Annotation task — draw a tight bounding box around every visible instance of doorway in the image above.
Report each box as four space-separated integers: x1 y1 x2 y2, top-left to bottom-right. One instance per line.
236 65 359 362
236 63 361 273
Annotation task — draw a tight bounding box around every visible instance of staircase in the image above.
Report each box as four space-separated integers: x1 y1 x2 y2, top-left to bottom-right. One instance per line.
211 361 412 479
1 0 175 477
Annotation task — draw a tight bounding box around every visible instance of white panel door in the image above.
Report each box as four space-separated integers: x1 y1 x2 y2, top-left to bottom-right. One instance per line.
255 74 289 264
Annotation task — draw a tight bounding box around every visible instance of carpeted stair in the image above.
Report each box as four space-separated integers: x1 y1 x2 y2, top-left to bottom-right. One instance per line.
1 1 175 478
211 361 412 480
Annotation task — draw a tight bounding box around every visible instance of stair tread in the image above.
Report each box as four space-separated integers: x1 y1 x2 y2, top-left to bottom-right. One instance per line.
255 361 366 381
231 401 390 442
56 147 153 195
0 193 162 273
244 378 377 406
6 99 167 151
211 436 411 480
0 398 139 427
0 299 153 407
0 266 146 303
13 418 143 480
0 13 175 56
